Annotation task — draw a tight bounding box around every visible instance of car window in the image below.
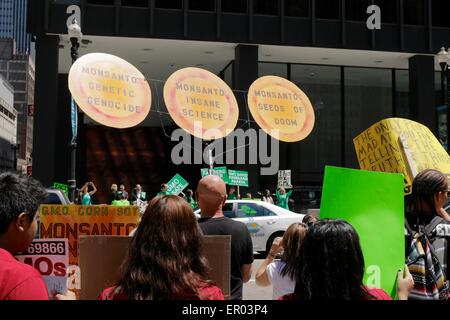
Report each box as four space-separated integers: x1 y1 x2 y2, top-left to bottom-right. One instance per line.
45 192 62 204
223 203 234 218
236 203 273 218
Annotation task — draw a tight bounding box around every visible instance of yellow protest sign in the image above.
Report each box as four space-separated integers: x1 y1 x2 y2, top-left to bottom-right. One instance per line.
39 205 139 291
247 76 315 142
353 118 450 194
163 67 239 140
68 53 152 128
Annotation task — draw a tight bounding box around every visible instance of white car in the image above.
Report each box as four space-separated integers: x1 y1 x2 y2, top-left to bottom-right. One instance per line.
195 200 305 254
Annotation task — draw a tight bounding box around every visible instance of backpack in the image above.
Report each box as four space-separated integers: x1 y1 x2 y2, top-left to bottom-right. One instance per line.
405 216 449 300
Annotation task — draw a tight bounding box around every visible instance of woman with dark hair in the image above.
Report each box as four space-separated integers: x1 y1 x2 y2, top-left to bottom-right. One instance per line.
405 169 450 299
255 223 306 299
281 219 413 300
407 169 450 222
98 195 224 300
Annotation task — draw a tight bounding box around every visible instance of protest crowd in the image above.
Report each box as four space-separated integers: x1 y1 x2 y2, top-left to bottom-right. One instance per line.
1 167 450 301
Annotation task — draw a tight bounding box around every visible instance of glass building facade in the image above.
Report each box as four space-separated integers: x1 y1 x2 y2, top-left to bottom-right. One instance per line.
0 0 31 54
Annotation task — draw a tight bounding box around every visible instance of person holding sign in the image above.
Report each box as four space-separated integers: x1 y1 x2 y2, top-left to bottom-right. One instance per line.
111 193 131 206
157 183 169 196
183 189 197 210
79 181 97 205
276 187 292 210
98 195 223 300
228 186 240 200
0 173 74 300
405 169 450 299
280 219 414 300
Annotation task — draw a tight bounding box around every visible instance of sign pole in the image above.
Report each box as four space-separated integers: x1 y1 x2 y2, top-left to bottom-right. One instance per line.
237 186 240 198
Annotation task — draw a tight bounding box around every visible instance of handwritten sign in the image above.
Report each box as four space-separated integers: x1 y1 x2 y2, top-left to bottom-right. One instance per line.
353 118 450 194
278 170 292 188
39 205 139 291
68 53 152 128
15 239 69 297
247 76 315 142
163 67 239 140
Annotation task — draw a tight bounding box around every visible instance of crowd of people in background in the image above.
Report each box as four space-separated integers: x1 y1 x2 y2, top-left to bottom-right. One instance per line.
2 168 449 301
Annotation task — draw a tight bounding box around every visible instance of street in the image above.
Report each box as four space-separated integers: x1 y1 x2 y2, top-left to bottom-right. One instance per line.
243 258 273 300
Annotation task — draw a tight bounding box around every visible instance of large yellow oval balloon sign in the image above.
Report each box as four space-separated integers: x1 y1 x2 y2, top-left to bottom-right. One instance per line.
247 76 315 142
163 67 239 140
68 53 151 128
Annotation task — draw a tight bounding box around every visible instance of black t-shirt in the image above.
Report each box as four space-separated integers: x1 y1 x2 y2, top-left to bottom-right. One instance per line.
198 216 254 300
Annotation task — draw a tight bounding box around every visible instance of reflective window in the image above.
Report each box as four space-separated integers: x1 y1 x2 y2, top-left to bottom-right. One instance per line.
258 62 288 78
316 0 340 19
222 0 247 13
155 0 182 9
189 0 215 11
285 0 310 17
346 0 368 22
404 0 425 25
236 203 273 218
254 0 279 15
290 65 342 173
374 0 397 23
344 67 392 168
395 70 409 118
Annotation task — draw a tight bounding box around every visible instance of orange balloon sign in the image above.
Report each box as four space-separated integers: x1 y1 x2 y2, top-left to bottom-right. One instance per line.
163 67 239 140
68 53 151 128
247 76 315 142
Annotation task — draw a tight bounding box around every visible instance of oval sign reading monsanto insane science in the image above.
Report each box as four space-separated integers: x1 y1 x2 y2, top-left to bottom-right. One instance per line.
247 76 315 142
68 53 151 128
163 67 239 140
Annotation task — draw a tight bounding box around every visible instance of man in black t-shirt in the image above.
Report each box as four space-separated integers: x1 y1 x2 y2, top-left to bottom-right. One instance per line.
197 175 254 300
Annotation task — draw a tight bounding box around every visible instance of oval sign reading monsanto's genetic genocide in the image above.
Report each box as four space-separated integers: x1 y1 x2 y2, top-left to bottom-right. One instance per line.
68 53 151 128
163 67 239 140
247 76 315 142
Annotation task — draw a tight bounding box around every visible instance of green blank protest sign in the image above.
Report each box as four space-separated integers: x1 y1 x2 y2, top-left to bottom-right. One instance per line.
320 166 404 298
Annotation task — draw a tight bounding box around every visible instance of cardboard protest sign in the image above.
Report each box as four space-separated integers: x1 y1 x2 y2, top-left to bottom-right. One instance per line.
79 235 231 300
247 76 315 142
228 170 249 187
39 205 139 292
320 166 404 298
15 239 69 297
53 182 69 197
164 67 239 140
68 53 151 128
277 170 292 188
353 118 450 194
200 166 231 184
167 173 189 195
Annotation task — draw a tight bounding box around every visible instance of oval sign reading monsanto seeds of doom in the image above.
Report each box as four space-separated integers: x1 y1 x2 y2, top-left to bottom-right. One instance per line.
164 67 239 140
247 76 315 142
68 53 151 128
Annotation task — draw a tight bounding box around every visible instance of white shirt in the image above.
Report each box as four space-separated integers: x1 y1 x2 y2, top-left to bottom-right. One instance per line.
266 260 295 300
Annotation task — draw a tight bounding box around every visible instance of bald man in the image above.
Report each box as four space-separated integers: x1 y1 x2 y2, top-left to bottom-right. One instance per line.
197 175 254 300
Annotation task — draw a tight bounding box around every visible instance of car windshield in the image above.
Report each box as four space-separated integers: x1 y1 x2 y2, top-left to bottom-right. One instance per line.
45 192 62 204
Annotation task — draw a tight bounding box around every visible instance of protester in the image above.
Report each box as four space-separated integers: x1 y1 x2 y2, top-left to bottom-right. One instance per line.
183 189 197 210
280 219 414 300
405 169 450 299
157 183 169 196
255 223 306 299
110 184 119 203
262 189 274 204
117 184 128 200
0 172 74 300
99 195 223 300
302 213 318 227
197 175 253 300
130 184 147 204
244 193 252 199
227 186 240 200
111 193 131 206
79 181 97 205
276 187 292 210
